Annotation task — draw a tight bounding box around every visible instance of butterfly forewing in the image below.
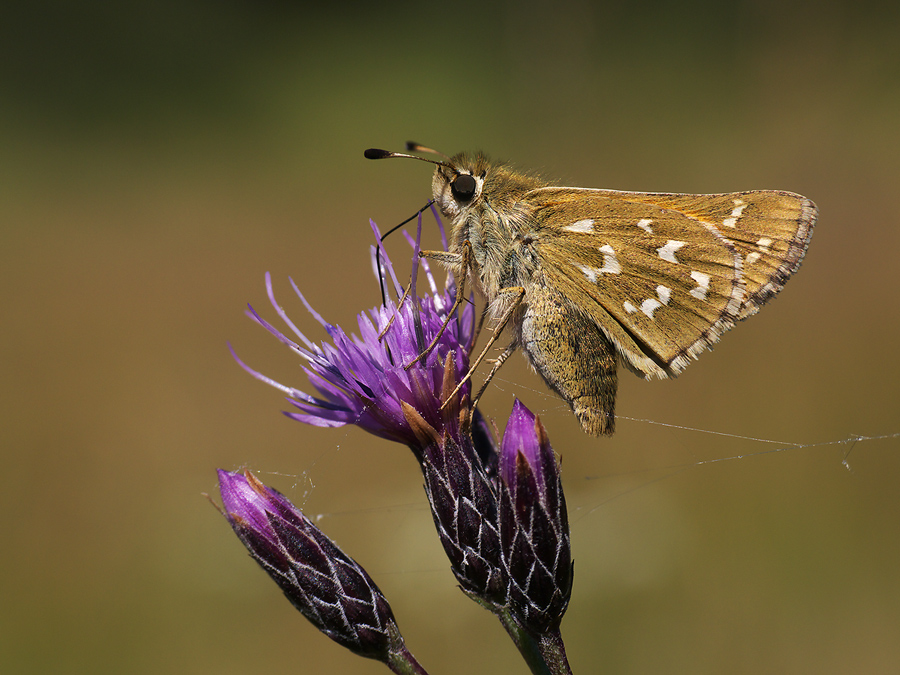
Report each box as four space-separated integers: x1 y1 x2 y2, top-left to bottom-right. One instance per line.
525 187 814 378
621 191 816 318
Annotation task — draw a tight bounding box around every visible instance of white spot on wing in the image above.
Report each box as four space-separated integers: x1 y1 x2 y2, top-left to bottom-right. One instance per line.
723 200 747 228
574 243 620 282
576 263 599 284
637 218 653 234
657 240 685 264
656 285 671 305
641 298 662 318
598 244 621 274
563 219 594 233
689 271 711 300
624 301 638 314
746 237 772 265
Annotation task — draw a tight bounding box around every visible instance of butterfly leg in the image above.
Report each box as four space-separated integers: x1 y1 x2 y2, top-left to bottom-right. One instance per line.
377 280 412 341
470 342 517 410
440 286 526 409
521 284 618 436
404 243 471 370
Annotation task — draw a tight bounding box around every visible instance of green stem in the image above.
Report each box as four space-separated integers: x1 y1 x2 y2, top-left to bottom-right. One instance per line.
385 623 429 675
386 644 429 675
495 609 572 675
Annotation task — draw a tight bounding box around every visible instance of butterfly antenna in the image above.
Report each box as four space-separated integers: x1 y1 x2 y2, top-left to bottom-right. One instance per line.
405 141 452 161
365 144 448 308
374 199 435 306
365 147 452 170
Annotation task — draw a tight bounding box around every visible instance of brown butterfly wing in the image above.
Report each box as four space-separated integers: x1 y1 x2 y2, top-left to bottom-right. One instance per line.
522 187 816 378
616 191 817 318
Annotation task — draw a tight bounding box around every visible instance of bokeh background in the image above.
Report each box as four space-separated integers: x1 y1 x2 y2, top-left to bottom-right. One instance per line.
3 1 899 673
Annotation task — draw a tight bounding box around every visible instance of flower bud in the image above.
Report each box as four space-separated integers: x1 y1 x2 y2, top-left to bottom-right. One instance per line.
217 470 412 664
402 402 508 607
498 400 573 634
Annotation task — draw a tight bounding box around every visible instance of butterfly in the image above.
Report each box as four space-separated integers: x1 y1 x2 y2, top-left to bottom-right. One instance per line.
366 144 816 436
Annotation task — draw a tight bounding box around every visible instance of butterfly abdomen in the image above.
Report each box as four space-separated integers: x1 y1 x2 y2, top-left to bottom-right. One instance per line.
520 282 618 436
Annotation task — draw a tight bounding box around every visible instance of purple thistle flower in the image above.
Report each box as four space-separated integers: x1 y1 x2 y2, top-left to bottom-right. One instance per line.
217 469 425 672
498 399 573 636
231 217 476 452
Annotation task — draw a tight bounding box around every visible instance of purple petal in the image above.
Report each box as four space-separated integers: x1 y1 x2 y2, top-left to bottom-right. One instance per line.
500 399 543 487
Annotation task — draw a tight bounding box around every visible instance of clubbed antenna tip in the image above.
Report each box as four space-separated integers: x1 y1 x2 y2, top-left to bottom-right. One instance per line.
363 147 452 169
364 148 393 160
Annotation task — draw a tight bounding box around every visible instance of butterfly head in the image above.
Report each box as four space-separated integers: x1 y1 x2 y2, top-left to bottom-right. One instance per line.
430 152 494 219
365 143 502 219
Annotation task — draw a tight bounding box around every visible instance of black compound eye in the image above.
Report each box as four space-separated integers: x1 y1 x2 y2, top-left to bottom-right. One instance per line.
451 174 477 202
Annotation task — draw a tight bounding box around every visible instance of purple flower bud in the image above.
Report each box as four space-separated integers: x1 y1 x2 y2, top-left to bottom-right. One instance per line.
403 402 507 607
217 469 421 667
498 400 573 635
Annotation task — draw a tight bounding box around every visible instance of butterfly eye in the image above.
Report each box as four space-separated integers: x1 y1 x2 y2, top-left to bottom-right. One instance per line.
451 174 477 202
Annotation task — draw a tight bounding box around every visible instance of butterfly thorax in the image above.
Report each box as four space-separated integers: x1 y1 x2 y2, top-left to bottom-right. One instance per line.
433 154 549 301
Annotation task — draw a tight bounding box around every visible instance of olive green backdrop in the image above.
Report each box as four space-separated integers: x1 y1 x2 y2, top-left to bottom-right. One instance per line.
2 1 898 673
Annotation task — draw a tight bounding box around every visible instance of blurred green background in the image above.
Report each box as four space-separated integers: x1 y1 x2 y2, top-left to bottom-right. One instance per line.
2 1 899 673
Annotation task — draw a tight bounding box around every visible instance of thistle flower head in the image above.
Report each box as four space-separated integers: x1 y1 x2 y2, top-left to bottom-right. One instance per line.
232 215 476 452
